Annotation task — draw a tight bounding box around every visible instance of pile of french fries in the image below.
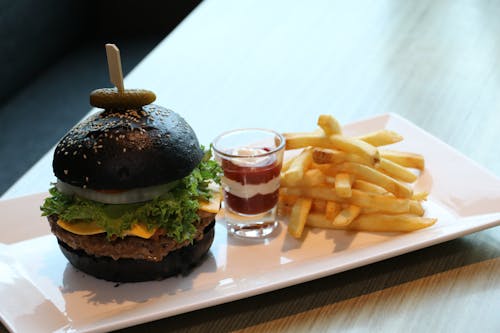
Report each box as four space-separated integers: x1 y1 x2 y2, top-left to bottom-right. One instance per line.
279 114 436 238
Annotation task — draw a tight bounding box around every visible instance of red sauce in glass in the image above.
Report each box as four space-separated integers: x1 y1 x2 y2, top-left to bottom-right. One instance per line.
221 148 282 215
225 191 279 215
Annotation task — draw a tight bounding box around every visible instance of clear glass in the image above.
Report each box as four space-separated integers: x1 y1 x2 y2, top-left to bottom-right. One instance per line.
212 128 285 238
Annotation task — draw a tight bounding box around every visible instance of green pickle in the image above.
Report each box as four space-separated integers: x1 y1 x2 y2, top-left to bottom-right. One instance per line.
90 88 156 109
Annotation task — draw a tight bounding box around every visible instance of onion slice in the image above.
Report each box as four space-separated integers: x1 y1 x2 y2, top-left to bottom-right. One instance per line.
55 180 177 204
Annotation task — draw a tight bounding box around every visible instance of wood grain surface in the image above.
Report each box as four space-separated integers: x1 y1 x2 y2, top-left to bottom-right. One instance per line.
1 0 499 332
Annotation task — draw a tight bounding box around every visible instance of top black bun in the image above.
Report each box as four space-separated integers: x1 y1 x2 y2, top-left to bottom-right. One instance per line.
53 105 203 190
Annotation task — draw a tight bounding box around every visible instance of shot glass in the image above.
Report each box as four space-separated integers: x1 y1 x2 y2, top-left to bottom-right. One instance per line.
212 128 285 238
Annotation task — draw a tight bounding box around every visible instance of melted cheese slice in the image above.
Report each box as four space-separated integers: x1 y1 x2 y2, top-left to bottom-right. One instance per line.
198 191 222 213
57 220 156 238
57 191 222 239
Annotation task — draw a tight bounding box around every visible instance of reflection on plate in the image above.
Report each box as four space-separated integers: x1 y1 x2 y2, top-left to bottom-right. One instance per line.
1 113 499 333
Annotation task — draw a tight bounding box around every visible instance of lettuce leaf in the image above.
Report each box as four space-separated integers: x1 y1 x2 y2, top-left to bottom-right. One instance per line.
41 149 221 243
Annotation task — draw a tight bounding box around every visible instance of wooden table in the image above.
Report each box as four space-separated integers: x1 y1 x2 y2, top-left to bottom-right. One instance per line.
2 0 499 332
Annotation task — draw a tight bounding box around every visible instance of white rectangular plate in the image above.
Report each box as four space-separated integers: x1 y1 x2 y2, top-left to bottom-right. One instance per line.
1 113 499 333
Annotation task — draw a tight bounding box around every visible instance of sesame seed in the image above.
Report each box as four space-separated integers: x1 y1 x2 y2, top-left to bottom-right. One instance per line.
123 148 127 152
64 170 68 175
83 154 87 159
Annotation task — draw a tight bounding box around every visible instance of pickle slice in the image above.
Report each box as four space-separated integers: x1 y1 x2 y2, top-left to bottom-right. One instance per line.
90 88 156 109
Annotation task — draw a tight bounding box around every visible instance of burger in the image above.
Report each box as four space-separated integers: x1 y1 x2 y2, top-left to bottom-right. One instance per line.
40 88 221 282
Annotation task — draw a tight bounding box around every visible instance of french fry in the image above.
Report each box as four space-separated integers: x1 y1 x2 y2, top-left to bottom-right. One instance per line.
280 197 332 216
380 149 425 170
281 186 340 202
409 200 425 216
349 213 436 232
312 147 365 165
302 168 327 186
284 132 331 150
325 201 340 220
317 114 342 135
306 213 437 232
349 189 410 213
335 173 353 198
281 154 298 172
333 205 361 226
284 132 379 166
324 162 413 199
288 197 312 238
413 192 429 201
282 148 313 186
376 158 418 183
312 199 327 213
360 199 423 215
279 194 299 206
329 134 380 166
352 179 390 195
356 129 403 147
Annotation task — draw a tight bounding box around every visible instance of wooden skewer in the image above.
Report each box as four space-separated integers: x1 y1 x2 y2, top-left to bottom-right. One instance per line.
105 44 125 93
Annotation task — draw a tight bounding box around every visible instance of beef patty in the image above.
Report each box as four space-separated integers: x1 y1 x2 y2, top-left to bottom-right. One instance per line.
48 210 216 262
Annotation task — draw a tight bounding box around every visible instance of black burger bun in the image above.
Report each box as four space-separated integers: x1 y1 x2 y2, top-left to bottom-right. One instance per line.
53 105 204 190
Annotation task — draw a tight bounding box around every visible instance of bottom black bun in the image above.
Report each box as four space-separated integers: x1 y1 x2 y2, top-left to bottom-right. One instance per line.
58 221 215 283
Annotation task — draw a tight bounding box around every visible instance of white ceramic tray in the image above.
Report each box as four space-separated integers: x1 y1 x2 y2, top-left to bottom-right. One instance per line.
1 113 499 333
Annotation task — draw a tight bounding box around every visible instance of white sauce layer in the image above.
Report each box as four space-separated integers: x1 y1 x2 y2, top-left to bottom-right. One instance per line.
227 148 275 167
222 176 280 199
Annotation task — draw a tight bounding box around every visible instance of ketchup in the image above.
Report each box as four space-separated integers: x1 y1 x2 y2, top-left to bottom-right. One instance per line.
221 148 282 215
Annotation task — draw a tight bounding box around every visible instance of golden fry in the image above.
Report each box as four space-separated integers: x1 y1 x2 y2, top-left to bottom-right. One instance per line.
356 129 403 147
281 154 298 172
312 199 327 213
329 134 380 166
349 214 436 232
281 186 340 202
325 201 340 220
349 189 410 213
302 168 327 186
282 148 313 186
335 173 353 198
352 179 390 195
325 162 413 199
280 196 330 215
284 132 379 166
317 114 342 135
380 149 425 170
376 158 418 183
283 132 331 150
413 192 429 201
306 213 436 232
288 198 312 238
312 147 365 165
409 200 425 216
333 205 361 226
